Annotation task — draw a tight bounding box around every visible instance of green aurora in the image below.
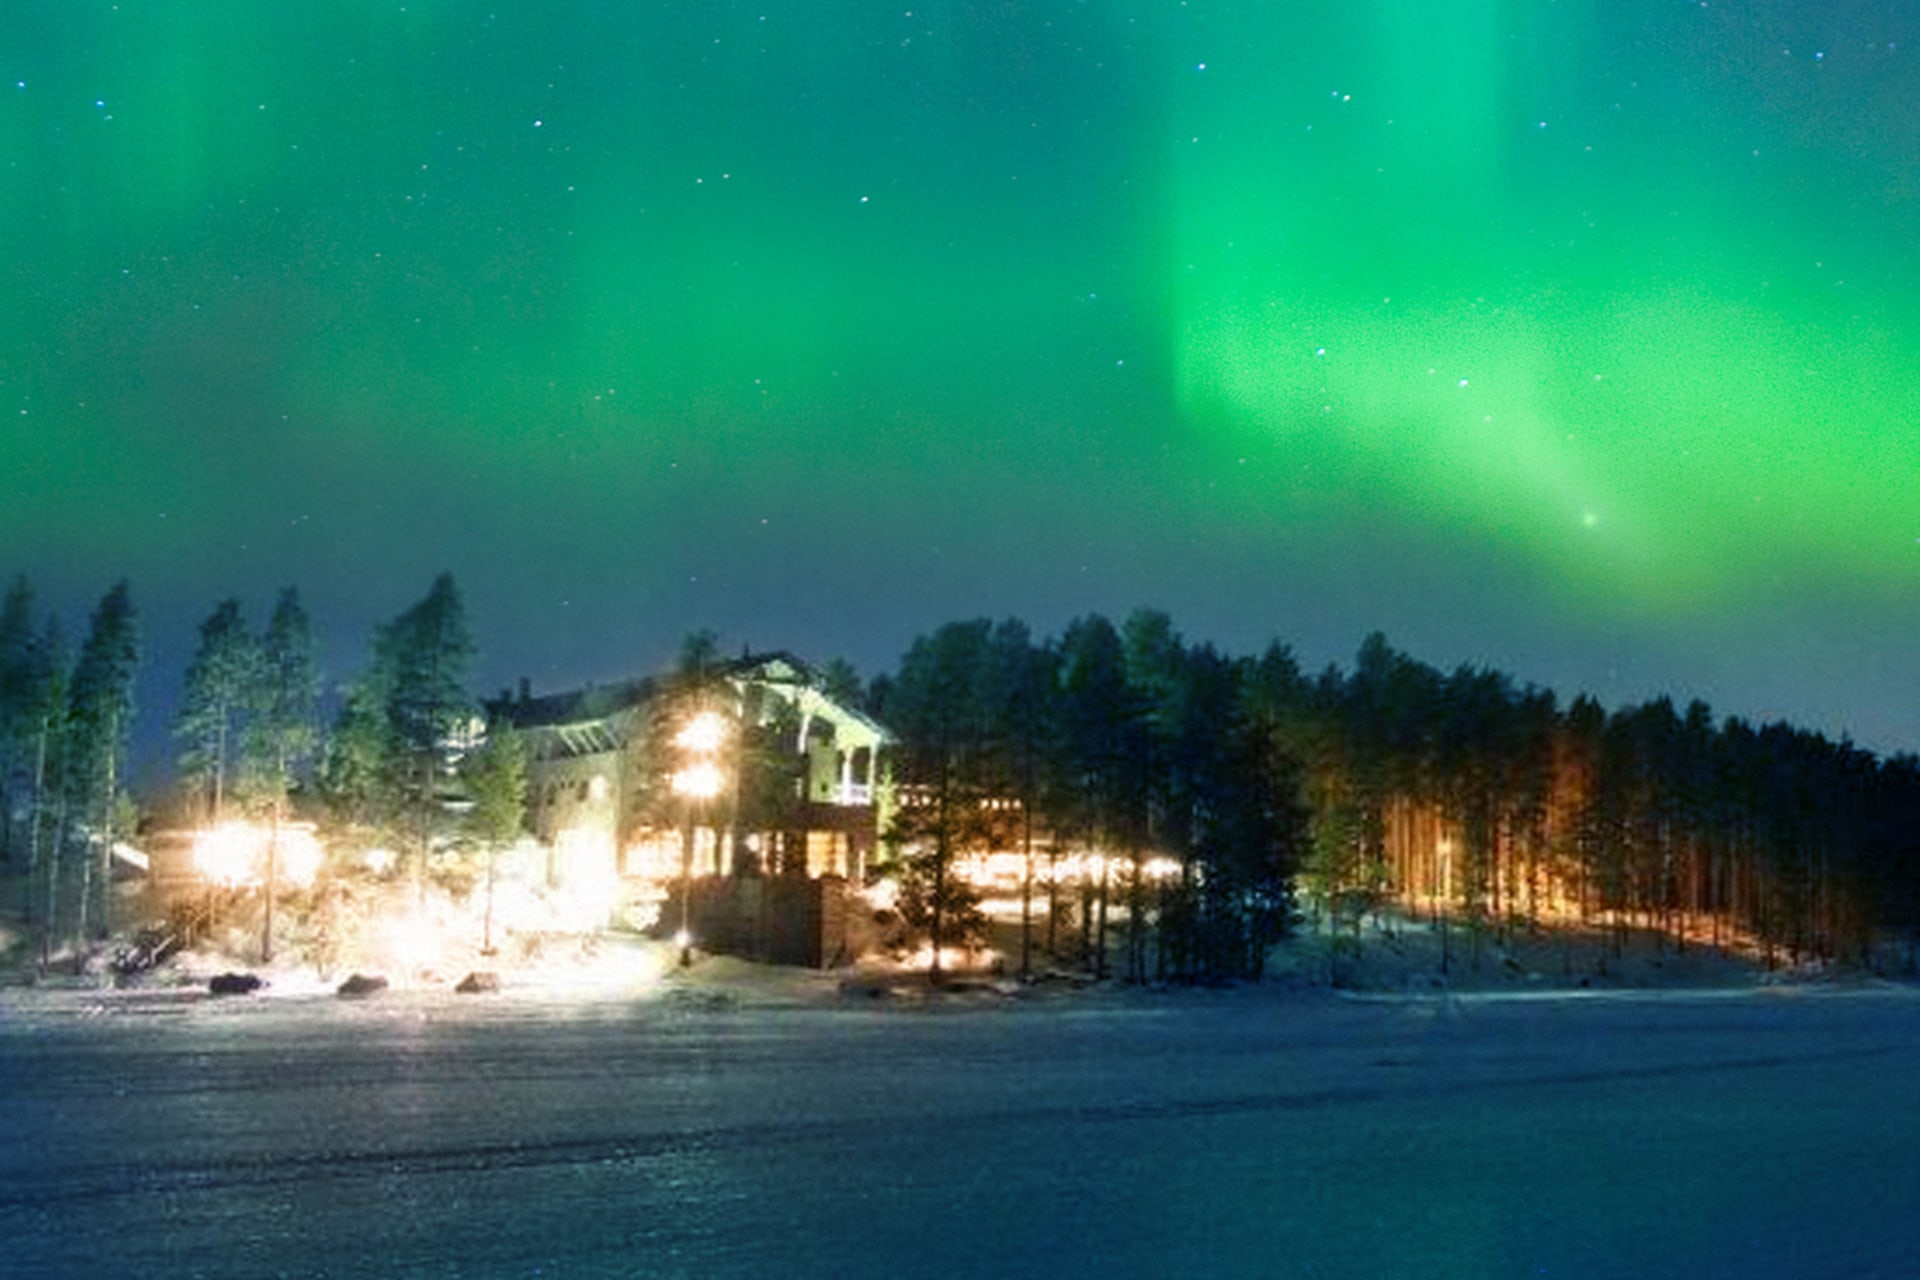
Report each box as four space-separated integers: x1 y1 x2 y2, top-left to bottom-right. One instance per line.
1 2 1915 760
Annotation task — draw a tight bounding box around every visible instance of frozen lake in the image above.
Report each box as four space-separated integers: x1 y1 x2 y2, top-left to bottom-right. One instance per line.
1 984 1917 1278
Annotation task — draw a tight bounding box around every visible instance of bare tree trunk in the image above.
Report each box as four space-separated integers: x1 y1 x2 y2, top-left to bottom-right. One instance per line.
262 799 279 964
1018 802 1033 983
482 841 497 955
1045 842 1060 963
96 722 118 942
927 771 948 985
26 717 48 969
1093 858 1109 980
1077 851 1092 970
212 708 227 826
1121 855 1136 990
42 788 69 972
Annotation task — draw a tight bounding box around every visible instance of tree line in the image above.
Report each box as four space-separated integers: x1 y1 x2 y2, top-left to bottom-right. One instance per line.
1284 632 1920 975
871 615 1920 983
3 573 1915 982
0 571 528 968
873 612 1305 986
0 579 139 965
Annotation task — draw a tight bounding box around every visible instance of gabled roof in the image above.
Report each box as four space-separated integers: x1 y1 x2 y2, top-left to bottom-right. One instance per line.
542 720 624 758
488 652 891 748
727 652 892 746
722 650 815 687
487 677 652 731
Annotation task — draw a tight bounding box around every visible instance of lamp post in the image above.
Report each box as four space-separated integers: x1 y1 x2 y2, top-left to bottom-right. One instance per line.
671 711 727 967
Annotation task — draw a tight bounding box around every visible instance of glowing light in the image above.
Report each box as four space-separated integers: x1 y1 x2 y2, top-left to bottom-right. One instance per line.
863 878 901 913
622 831 683 882
193 823 259 887
674 710 728 754
550 827 620 931
905 942 999 973
672 761 725 799
193 821 329 890
976 895 1053 921
276 827 325 888
1142 856 1182 881
375 904 446 985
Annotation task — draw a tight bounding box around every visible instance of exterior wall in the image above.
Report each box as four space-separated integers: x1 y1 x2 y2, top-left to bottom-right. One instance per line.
139 830 204 912
501 655 892 965
525 751 620 846
674 874 852 968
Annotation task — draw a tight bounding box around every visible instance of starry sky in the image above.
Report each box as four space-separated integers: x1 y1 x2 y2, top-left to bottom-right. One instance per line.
4 1 1917 775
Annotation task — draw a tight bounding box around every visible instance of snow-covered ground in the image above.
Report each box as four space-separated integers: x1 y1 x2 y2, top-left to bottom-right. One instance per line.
1 969 1917 1278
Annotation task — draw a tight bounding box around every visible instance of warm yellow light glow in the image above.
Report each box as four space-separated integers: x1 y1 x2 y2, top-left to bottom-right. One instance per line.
976 895 1054 920
622 831 683 881
905 942 999 973
1049 851 1112 885
192 821 327 889
375 904 444 984
674 710 727 754
863 878 901 913
550 827 620 932
672 761 725 799
193 823 260 887
954 850 1031 891
276 827 325 889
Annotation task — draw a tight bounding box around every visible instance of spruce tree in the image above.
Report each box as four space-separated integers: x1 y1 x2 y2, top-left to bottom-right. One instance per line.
461 723 527 953
22 615 67 967
375 573 477 891
244 587 319 962
174 598 258 825
0 577 41 862
242 587 319 814
65 581 138 947
880 620 995 982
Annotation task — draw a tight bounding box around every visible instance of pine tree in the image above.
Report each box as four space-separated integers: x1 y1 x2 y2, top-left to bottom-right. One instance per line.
1121 608 1184 983
0 577 42 863
242 587 320 814
984 619 1059 982
1057 614 1138 979
461 722 527 953
23 616 67 968
320 674 397 831
244 587 319 962
65 581 138 947
375 573 478 891
174 598 258 825
880 620 995 982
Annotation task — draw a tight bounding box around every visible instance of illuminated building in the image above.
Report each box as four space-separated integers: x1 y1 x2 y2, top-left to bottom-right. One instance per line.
488 652 892 964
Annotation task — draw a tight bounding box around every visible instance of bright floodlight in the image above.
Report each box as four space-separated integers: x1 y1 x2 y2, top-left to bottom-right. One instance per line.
672 761 725 799
277 827 326 889
193 823 260 887
674 709 727 754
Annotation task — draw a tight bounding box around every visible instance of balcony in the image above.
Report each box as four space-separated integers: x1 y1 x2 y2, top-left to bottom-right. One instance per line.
830 782 873 807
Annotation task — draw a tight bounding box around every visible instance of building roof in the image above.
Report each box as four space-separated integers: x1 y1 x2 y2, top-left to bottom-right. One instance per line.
489 652 891 747
486 677 652 731
726 651 893 746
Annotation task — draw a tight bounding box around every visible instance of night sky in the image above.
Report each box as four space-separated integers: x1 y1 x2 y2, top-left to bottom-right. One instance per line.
4 2 1916 777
